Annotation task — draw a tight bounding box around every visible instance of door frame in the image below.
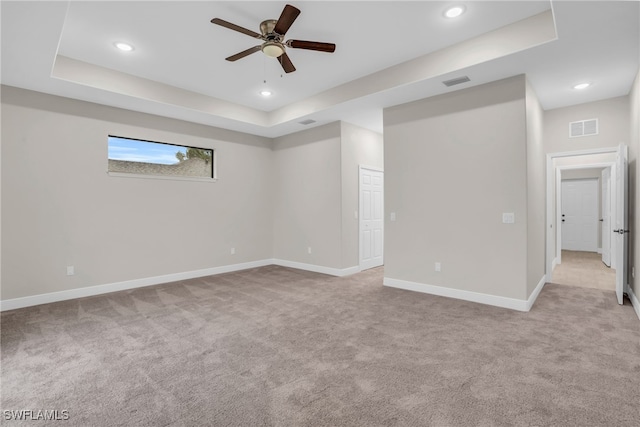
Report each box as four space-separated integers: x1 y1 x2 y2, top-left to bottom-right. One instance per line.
359 165 384 271
614 143 629 305
546 147 618 283
601 168 612 267
556 164 613 264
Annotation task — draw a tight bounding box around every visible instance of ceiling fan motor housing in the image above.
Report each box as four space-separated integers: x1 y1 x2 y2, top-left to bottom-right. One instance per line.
260 20 285 57
260 19 278 36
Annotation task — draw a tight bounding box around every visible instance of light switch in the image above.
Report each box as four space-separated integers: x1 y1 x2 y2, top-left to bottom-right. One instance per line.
390 212 396 222
502 213 515 224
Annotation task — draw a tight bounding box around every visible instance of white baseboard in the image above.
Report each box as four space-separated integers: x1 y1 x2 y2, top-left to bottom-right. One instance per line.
552 257 558 271
597 247 603 254
383 276 544 312
526 275 547 311
0 259 273 312
271 259 359 277
627 286 640 321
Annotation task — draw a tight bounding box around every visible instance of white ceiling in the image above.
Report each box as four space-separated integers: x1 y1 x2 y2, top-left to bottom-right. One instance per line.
2 1 639 138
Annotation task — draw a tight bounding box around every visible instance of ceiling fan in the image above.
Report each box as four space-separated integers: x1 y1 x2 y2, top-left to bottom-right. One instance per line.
210 4 336 73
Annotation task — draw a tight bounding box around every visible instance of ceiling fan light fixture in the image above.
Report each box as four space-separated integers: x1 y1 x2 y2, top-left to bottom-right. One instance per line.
260 90 272 97
444 5 466 19
262 42 285 58
573 82 591 90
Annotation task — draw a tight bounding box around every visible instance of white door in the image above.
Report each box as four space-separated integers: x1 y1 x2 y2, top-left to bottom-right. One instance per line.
610 163 618 270
561 179 598 252
359 167 384 270
614 144 628 305
601 168 611 266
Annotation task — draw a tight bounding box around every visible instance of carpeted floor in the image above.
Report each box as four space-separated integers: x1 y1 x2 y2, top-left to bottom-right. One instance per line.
1 265 639 426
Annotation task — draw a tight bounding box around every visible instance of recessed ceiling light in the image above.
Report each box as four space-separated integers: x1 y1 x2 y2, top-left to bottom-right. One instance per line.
260 90 272 97
444 5 466 19
114 42 134 52
573 83 591 90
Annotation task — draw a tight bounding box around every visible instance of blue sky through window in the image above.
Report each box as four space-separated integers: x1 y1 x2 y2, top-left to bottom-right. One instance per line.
108 136 187 165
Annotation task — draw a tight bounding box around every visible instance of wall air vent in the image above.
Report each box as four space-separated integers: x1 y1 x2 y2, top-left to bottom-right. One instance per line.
442 76 471 87
569 118 598 138
298 119 316 125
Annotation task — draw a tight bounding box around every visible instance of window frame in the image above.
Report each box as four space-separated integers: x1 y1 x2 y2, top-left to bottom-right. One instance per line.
107 135 217 182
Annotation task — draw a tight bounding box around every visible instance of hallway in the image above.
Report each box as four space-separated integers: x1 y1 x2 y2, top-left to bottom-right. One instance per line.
551 250 616 291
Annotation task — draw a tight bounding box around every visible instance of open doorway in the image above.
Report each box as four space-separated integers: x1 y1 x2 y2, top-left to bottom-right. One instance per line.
554 171 615 291
552 250 615 290
546 146 628 304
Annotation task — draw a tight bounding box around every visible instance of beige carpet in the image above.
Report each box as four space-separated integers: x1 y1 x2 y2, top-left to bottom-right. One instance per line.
1 265 639 426
552 250 616 291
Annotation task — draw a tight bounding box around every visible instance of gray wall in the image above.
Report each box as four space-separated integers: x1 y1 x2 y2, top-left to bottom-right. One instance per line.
525 79 546 297
272 123 343 269
1 86 274 300
2 86 385 301
340 122 384 268
5 69 638 312
272 121 384 270
562 168 605 180
384 75 531 300
544 96 630 154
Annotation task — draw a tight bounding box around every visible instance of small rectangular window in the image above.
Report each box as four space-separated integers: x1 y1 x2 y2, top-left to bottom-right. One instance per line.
108 135 215 180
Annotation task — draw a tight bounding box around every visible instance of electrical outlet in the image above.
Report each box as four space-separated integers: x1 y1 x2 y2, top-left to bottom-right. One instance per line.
435 262 441 272
632 267 635 279
230 248 235 255
66 266 75 276
502 213 515 224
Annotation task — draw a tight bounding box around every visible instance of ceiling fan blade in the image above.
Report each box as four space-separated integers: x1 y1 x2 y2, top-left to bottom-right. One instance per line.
273 4 301 35
211 18 262 39
225 46 261 62
287 40 336 53
278 53 296 73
